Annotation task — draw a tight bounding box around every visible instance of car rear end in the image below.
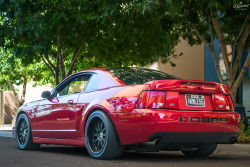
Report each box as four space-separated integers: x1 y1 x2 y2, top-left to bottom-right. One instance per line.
105 68 240 153
112 80 240 148
133 80 240 144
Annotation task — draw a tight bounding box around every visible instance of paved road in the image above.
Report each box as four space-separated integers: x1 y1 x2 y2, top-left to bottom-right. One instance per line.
1 132 250 167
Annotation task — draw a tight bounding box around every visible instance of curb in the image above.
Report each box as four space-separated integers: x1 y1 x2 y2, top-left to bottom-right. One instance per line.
0 125 13 131
216 144 250 155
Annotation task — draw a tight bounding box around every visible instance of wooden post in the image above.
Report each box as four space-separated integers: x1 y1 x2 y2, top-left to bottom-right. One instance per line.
0 91 4 125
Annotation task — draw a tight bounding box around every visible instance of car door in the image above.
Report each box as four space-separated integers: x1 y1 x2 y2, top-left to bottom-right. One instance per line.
33 73 92 139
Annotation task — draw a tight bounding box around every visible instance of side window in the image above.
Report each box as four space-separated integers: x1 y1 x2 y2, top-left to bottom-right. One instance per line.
85 74 99 92
55 74 91 97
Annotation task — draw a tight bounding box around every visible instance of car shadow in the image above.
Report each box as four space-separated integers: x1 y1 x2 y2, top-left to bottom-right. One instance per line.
37 145 89 156
36 145 250 162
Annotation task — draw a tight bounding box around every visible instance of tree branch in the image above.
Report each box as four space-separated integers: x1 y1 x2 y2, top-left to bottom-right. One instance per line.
41 54 56 78
66 48 80 77
48 54 56 60
232 50 250 95
66 38 87 77
192 22 223 83
232 15 250 78
57 32 61 71
6 81 21 106
44 55 56 71
60 44 65 80
208 16 214 47
208 46 224 83
192 23 209 46
232 14 249 68
20 76 27 106
211 9 232 85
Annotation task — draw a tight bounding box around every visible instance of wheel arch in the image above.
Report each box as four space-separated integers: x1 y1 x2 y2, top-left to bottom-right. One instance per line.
15 110 34 132
84 108 124 159
16 111 27 120
79 107 121 144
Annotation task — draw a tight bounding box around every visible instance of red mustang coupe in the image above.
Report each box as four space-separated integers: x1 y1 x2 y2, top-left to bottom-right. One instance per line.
13 67 241 159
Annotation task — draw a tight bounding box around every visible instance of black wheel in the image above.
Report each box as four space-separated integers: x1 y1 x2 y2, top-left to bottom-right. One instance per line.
181 143 217 157
85 110 124 159
16 113 40 150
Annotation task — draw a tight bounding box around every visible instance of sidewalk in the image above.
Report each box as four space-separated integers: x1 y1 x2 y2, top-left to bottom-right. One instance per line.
0 130 13 138
216 144 250 155
0 125 12 131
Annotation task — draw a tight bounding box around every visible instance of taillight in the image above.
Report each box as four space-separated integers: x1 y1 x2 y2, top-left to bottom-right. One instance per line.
214 94 234 111
227 95 235 111
157 92 166 108
137 91 150 108
136 91 166 108
148 91 158 108
224 96 230 110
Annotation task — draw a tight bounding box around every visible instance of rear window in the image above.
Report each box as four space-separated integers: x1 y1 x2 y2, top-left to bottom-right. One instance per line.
106 67 178 85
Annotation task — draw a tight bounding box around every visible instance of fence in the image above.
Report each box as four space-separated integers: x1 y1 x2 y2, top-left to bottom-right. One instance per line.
0 91 19 125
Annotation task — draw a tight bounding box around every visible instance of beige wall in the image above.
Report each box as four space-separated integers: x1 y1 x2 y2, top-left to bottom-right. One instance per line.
158 39 204 80
20 83 52 103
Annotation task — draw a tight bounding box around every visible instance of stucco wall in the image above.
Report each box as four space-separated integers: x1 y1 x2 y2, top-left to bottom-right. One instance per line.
158 39 204 80
20 83 52 103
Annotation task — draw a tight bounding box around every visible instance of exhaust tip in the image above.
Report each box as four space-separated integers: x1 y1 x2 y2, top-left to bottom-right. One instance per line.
154 138 161 145
229 137 237 144
142 138 162 146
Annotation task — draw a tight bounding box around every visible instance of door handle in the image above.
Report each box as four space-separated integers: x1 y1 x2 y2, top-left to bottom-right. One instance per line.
67 100 74 104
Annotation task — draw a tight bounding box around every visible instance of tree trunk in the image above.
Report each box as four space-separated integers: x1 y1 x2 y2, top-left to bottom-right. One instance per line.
6 81 23 107
20 76 27 106
230 89 237 104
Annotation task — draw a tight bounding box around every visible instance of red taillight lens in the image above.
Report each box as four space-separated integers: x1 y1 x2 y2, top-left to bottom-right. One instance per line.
136 91 166 108
224 96 230 111
214 94 234 111
214 94 225 110
148 91 158 108
227 96 235 111
157 92 166 108
137 91 150 108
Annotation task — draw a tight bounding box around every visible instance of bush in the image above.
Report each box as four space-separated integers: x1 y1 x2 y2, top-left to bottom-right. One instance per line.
237 122 250 143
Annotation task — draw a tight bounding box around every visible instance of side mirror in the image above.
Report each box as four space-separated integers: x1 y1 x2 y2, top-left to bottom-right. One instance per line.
41 91 51 99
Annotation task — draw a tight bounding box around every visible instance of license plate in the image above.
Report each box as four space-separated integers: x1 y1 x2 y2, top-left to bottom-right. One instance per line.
185 94 205 107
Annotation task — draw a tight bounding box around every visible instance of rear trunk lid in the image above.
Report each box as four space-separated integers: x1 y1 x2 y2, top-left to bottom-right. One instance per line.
145 79 232 111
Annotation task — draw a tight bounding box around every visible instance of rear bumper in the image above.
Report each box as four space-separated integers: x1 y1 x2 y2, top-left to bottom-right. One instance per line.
148 132 238 143
110 109 241 145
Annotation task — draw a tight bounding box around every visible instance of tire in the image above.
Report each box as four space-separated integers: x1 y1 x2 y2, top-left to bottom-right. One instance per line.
181 143 217 157
16 113 40 150
85 110 124 159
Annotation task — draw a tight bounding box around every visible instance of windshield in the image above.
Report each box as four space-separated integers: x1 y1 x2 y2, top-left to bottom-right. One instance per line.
106 67 178 85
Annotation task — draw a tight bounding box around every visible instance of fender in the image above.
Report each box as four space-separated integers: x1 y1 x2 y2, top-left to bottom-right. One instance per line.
14 100 41 138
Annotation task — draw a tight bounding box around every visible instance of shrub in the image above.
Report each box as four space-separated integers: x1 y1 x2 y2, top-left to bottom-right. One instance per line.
237 122 250 143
